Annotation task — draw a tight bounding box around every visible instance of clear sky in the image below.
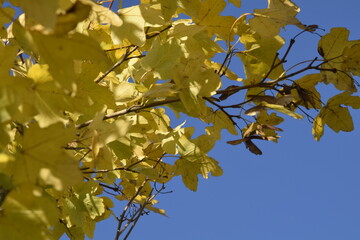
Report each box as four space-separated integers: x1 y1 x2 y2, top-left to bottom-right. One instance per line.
84 1 360 240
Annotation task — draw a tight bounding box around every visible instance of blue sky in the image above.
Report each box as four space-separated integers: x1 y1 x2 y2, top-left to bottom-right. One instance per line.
84 1 360 239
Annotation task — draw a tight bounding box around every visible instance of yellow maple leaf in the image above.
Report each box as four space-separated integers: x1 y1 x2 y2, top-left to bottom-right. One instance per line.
0 183 58 240
249 0 302 37
312 92 360 140
31 32 111 88
111 6 146 46
343 43 360 76
5 123 82 191
156 0 178 22
318 27 357 92
141 38 183 79
196 0 236 40
174 156 222 191
20 0 57 33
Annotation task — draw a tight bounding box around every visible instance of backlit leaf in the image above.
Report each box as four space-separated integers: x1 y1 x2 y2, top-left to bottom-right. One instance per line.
156 0 178 22
31 32 111 88
174 156 222 191
262 102 303 119
312 115 324 141
249 0 302 37
20 0 57 33
8 123 82 191
141 38 183 79
0 184 58 240
111 6 146 46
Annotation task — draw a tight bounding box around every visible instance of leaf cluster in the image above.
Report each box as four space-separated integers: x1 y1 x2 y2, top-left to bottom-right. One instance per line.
0 0 359 239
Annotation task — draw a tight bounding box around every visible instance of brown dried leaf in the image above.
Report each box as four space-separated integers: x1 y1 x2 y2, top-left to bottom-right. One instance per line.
245 140 262 155
227 138 247 145
218 85 240 100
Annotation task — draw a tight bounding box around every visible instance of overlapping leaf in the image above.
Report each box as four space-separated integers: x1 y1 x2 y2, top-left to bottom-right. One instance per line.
4 123 82 190
312 92 360 140
249 0 302 37
318 27 357 92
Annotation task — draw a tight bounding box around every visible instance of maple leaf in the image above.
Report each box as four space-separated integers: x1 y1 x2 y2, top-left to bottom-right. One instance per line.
249 0 303 37
5 123 83 191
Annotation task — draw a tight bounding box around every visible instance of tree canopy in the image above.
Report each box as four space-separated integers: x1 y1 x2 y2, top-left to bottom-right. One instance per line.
1 0 360 239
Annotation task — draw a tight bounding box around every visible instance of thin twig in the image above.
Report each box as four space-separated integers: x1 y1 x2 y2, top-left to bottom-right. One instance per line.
122 189 153 240
75 98 180 129
95 46 139 84
115 181 148 240
204 97 242 131
146 25 172 39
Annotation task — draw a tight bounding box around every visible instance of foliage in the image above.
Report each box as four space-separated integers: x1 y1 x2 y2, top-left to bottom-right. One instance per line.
0 0 360 239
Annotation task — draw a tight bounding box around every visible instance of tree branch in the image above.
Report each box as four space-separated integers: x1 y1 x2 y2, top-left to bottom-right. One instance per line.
114 181 148 240
75 98 181 129
95 46 139 84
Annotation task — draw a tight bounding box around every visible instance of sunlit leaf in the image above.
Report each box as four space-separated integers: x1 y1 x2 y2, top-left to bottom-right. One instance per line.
312 92 360 140
343 43 360 76
2 0 360 238
174 155 222 191
8 123 82 191
249 0 302 37
0 184 58 240
111 6 146 46
262 102 303 119
312 115 324 141
318 27 357 91
141 38 183 79
20 0 57 33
